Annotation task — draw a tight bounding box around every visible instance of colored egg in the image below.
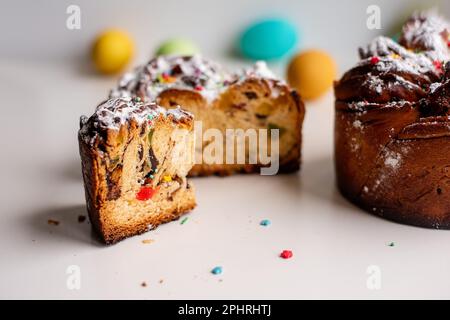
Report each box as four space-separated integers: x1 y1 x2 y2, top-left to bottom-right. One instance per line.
239 18 299 60
287 49 337 100
92 29 134 74
156 38 199 56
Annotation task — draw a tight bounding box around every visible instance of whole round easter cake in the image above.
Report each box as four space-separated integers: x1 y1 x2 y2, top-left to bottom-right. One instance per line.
334 11 450 228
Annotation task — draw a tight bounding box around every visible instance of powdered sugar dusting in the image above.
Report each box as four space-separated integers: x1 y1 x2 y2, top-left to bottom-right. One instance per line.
401 10 450 61
110 55 233 102
243 61 277 79
429 82 442 93
79 97 193 144
358 36 438 78
167 106 192 120
363 73 384 94
353 120 363 129
384 151 402 169
110 55 283 103
347 100 410 112
383 146 410 171
92 98 165 130
339 11 450 111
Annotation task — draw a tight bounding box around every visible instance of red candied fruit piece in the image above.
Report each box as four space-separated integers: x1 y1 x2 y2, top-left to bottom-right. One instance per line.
136 186 157 201
194 85 204 91
433 60 443 73
370 56 380 65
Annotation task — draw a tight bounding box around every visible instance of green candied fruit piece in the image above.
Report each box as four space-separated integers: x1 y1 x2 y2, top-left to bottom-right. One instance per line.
109 156 120 166
148 129 154 144
267 123 286 136
108 156 121 171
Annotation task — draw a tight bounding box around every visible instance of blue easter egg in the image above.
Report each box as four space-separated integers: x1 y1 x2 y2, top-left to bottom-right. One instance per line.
239 18 299 60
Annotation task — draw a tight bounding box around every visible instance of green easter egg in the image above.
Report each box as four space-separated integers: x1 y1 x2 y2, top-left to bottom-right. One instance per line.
156 38 199 56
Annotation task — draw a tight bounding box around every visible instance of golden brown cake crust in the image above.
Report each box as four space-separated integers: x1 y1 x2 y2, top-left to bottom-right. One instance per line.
334 12 450 228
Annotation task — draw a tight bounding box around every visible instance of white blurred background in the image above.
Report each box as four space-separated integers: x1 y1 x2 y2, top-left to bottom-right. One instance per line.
1 0 449 72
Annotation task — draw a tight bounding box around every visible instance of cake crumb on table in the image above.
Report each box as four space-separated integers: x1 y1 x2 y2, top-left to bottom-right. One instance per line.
142 239 154 244
47 219 60 226
78 215 86 223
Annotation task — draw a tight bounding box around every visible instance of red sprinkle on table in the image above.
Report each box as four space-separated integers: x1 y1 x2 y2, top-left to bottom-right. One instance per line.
370 56 380 65
136 186 157 201
447 40 450 48
280 250 293 259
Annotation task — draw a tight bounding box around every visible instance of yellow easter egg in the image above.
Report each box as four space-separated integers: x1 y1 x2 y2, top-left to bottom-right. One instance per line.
92 29 134 74
287 50 337 100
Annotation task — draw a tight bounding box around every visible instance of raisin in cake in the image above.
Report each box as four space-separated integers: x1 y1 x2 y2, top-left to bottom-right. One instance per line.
111 55 305 176
79 97 195 243
334 12 450 228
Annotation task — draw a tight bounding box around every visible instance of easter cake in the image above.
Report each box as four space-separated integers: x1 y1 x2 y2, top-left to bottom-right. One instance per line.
78 97 196 244
111 55 305 176
334 11 450 228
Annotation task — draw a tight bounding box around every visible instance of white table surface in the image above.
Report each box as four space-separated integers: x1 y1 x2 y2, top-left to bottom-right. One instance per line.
1 56 450 300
